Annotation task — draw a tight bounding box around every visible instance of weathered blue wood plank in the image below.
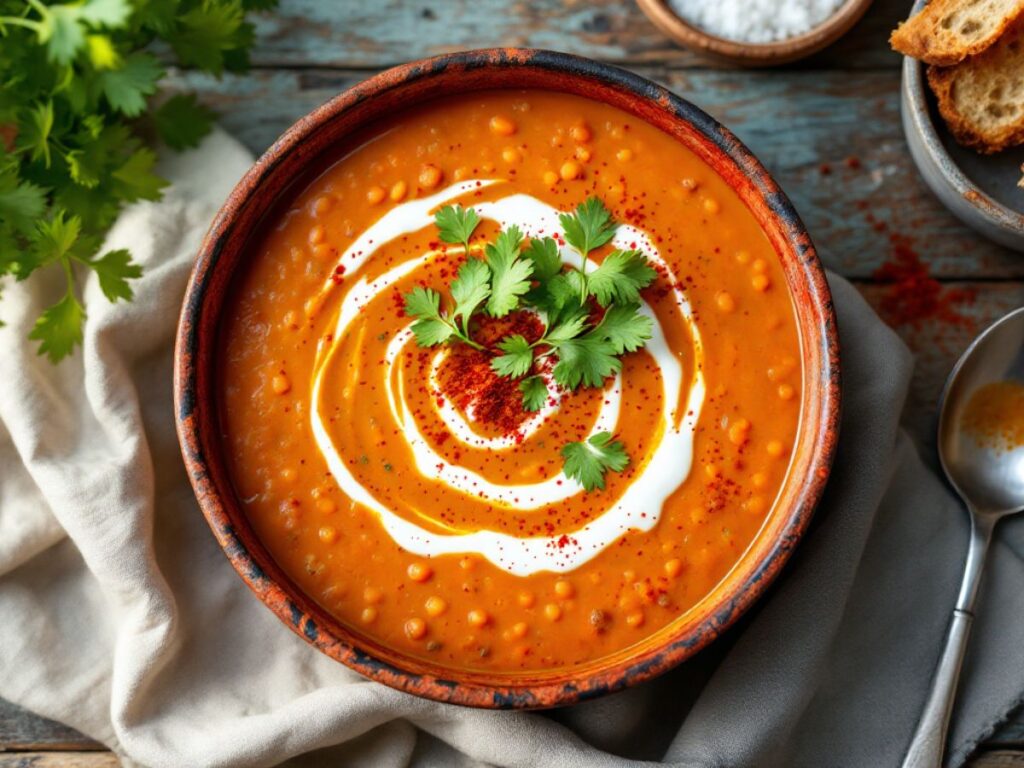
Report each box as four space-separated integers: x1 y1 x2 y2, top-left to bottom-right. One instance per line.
0 697 99 750
168 67 1024 280
245 0 905 70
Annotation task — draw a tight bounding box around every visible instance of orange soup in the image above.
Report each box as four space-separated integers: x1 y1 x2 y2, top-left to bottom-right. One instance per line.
220 90 802 673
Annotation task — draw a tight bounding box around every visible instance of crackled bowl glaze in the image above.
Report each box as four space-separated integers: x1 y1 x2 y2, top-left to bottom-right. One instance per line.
174 48 841 709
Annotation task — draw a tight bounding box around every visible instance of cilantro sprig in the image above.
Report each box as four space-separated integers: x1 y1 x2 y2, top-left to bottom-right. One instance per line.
404 196 656 492
561 432 630 492
0 0 275 361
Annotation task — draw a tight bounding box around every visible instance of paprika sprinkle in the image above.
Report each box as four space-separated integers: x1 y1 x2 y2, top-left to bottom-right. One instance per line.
871 233 975 330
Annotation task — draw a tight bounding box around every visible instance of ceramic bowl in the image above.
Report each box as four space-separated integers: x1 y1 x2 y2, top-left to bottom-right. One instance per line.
900 0 1024 251
174 48 841 709
635 0 874 67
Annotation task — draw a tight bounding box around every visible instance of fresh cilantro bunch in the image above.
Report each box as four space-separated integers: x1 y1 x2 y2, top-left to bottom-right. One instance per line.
0 0 275 361
404 196 657 491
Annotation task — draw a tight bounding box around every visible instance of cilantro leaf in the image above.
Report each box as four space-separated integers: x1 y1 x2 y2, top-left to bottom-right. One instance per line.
136 0 178 34
88 248 141 302
551 335 620 389
559 197 617 258
522 237 564 309
29 292 85 363
594 303 653 354
450 257 491 323
404 286 441 318
524 236 562 281
38 0 132 65
153 93 216 150
404 287 454 347
587 249 657 306
66 148 103 188
76 0 133 27
527 271 568 316
41 8 88 65
410 317 453 347
484 225 532 317
434 205 480 250
31 211 83 269
98 53 163 116
543 307 588 343
17 101 55 166
532 271 586 327
64 122 131 191
54 176 122 232
170 0 247 75
0 169 46 234
564 269 587 301
491 334 533 379
561 432 630 491
519 375 548 412
111 148 167 201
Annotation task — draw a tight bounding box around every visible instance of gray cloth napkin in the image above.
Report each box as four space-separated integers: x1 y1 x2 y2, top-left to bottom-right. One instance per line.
1 130 1022 768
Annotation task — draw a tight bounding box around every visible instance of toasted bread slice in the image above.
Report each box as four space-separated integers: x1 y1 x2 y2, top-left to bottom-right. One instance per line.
928 19 1024 153
891 0 1024 65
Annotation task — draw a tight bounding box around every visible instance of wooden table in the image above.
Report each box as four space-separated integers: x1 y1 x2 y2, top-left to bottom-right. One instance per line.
2 0 1023 765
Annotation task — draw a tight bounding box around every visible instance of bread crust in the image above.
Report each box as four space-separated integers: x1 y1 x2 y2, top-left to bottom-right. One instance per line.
928 64 1024 153
891 0 1024 65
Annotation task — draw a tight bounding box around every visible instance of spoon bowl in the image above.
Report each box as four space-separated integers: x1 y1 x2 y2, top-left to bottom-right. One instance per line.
902 306 1024 768
938 306 1024 515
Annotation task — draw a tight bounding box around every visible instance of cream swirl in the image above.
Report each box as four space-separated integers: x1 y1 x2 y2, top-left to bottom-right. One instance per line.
309 182 705 575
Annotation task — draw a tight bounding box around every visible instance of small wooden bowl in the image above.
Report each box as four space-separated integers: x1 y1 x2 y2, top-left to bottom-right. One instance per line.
636 0 875 66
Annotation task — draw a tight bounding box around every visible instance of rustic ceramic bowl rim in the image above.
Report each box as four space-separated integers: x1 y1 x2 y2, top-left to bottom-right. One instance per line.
900 3 1024 244
635 0 873 66
174 48 841 709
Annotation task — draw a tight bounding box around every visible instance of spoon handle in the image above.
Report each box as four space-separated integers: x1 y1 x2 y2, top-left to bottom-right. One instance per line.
901 514 995 768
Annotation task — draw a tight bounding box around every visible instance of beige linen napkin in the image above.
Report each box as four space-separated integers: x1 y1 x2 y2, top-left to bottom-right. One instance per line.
1 130 1022 768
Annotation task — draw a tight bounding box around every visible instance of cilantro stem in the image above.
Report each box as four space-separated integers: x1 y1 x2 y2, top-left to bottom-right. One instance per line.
457 311 472 342
0 15 39 29
455 323 484 351
59 255 75 298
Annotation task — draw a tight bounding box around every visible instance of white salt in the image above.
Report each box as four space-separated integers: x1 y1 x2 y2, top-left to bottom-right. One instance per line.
668 0 847 43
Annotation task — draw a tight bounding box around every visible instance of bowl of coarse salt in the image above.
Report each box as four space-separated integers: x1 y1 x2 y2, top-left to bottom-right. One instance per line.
636 0 874 66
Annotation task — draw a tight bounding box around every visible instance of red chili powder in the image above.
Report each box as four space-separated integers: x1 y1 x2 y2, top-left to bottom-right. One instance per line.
871 233 976 330
435 311 546 435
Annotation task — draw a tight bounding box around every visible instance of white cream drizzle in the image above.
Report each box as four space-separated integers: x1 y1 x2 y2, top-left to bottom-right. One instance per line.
309 182 705 575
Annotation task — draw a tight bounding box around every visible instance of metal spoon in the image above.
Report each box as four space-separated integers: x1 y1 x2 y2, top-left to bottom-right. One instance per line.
902 306 1024 768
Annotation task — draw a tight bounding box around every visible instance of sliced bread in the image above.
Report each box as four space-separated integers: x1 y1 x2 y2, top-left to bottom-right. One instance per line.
927 19 1024 153
891 0 1024 65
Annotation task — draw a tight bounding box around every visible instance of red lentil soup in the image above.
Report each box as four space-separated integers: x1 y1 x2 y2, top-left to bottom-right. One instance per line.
220 89 802 673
